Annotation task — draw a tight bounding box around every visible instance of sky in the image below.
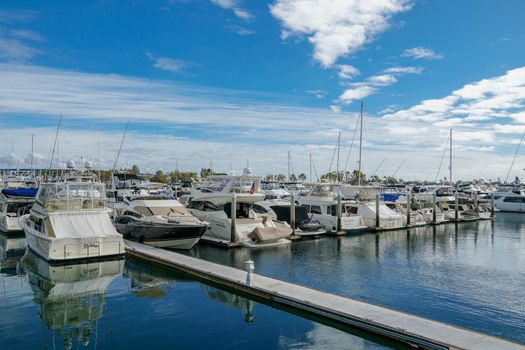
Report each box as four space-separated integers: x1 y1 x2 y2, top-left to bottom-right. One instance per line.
0 0 524 181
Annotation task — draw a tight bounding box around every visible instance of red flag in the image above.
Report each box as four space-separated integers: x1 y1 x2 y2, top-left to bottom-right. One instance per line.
249 181 256 194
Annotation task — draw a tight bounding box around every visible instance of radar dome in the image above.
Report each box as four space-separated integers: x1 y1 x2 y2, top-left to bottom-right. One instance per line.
243 167 253 176
66 159 75 169
84 160 93 169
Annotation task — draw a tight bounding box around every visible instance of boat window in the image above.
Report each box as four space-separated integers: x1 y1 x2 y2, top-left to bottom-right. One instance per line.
326 205 331 215
252 204 268 214
310 205 322 214
6 202 31 214
346 206 358 214
123 210 141 218
503 197 525 203
203 202 220 211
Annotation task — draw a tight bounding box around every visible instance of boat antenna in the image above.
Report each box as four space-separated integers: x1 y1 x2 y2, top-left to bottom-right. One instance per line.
505 130 525 183
31 134 34 174
434 133 450 183
336 131 341 182
112 121 129 173
48 113 62 175
8 140 15 171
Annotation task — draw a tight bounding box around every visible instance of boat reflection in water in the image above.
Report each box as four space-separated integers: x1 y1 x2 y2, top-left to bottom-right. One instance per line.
22 250 124 350
124 257 255 322
0 233 26 275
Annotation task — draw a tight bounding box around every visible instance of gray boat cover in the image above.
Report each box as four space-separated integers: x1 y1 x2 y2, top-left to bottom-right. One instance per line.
248 226 292 242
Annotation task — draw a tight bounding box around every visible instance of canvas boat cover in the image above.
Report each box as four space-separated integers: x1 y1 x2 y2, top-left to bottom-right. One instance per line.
2 188 38 198
248 226 292 243
48 211 121 239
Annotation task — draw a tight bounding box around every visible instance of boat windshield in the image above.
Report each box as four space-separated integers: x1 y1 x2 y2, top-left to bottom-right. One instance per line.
262 182 281 190
134 206 189 217
37 182 107 212
308 184 339 197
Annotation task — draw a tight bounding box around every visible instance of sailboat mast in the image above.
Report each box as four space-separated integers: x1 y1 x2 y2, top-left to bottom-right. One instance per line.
48 114 62 174
358 102 364 186
31 134 34 173
287 150 291 181
309 153 312 182
336 132 340 182
449 129 452 186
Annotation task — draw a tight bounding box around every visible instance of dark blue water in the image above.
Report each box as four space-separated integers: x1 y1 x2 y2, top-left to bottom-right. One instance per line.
188 213 525 345
0 237 393 350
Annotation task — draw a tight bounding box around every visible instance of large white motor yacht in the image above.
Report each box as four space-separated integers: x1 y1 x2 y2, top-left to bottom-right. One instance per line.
186 170 292 247
298 184 367 233
19 180 125 262
492 187 525 212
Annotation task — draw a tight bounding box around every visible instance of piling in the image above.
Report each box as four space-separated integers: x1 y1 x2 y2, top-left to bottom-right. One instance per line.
432 192 437 224
375 192 380 229
474 192 479 213
491 191 495 217
337 192 343 234
230 193 237 243
406 189 411 226
290 192 296 235
455 191 459 222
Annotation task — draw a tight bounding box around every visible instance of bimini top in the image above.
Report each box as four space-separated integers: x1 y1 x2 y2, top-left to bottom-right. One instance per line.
1 188 38 198
36 182 107 212
193 175 261 195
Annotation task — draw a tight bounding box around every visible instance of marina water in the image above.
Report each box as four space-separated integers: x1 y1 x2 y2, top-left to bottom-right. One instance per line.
1 213 524 349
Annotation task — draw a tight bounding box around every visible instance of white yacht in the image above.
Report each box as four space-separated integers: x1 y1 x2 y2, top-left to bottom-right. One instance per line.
411 186 456 203
19 180 125 262
384 202 427 227
298 184 367 233
186 170 292 247
0 176 38 234
109 173 207 249
340 185 405 230
492 187 525 212
261 181 290 200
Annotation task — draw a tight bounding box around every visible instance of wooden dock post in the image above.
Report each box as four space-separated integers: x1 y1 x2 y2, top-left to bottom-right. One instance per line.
375 192 380 230
432 192 437 224
455 191 459 222
406 189 411 226
491 191 495 217
337 191 343 234
231 193 237 243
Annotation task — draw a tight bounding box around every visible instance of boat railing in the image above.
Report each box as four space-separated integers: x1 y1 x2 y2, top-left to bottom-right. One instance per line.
38 182 108 212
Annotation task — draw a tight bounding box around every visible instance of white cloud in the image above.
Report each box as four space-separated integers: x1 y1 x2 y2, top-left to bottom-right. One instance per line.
146 52 188 73
337 64 359 80
402 47 443 60
368 74 397 86
211 0 253 21
382 66 422 74
339 85 376 104
2 63 525 181
270 0 413 67
305 89 326 98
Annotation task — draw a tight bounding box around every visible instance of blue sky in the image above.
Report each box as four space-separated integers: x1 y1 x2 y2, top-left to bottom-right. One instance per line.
0 0 525 181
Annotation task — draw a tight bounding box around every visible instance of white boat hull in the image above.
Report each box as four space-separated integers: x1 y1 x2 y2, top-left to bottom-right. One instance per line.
20 215 124 262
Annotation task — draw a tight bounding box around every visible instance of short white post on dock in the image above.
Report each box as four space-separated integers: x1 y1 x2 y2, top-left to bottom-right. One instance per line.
245 259 255 286
432 192 437 224
230 193 237 243
491 191 495 217
375 192 380 229
406 189 411 226
455 191 459 221
290 192 296 235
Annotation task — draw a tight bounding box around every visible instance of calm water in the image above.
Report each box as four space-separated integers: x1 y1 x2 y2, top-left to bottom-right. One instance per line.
188 213 525 344
0 236 394 350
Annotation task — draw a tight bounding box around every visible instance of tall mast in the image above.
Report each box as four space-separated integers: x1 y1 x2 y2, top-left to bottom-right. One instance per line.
112 121 129 173
336 131 340 182
30 134 34 173
449 129 452 186
358 102 364 186
287 150 291 181
48 114 62 174
309 153 312 182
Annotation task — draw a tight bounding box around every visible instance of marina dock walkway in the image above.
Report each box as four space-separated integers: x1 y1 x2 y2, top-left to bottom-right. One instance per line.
125 240 524 350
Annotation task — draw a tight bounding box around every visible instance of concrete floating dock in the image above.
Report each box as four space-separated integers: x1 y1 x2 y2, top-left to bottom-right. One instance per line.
125 240 524 350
